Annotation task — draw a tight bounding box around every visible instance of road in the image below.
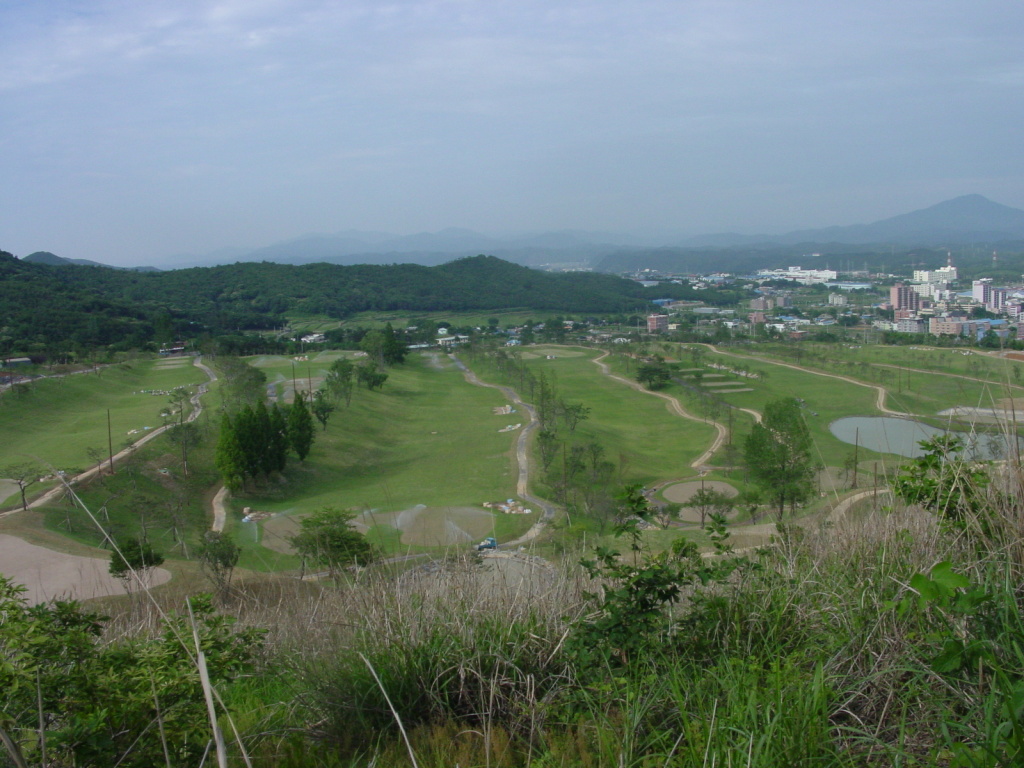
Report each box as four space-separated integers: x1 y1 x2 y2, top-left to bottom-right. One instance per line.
451 355 557 547
1 356 217 517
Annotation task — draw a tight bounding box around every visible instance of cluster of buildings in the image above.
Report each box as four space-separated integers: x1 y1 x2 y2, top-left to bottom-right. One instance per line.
754 265 838 284
881 263 1024 340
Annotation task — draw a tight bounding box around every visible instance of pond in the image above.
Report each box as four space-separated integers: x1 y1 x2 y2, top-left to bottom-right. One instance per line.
829 416 1019 460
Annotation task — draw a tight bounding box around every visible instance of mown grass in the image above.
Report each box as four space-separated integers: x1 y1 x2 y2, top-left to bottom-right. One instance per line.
470 345 718 486
0 356 207 504
228 351 531 566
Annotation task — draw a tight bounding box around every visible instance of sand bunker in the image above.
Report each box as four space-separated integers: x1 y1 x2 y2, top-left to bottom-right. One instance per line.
662 481 739 523
938 406 1024 423
260 505 498 554
0 534 172 605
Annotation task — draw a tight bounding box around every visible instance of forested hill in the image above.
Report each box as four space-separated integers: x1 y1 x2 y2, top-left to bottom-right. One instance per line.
0 253 660 355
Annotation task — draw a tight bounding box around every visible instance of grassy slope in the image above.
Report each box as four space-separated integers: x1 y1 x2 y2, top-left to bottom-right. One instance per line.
0 358 206 503
228 351 529 567
482 345 719 485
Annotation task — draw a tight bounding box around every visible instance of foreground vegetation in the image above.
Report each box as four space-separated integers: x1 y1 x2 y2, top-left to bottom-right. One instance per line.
6 454 1024 766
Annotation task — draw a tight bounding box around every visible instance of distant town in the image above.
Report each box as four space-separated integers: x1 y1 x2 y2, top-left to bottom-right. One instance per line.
618 256 1023 347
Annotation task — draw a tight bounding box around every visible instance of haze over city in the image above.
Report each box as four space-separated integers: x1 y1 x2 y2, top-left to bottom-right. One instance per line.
2 0 1023 267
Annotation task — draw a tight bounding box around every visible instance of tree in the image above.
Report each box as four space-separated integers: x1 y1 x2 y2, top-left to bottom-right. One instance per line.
537 429 559 471
743 397 814 520
167 421 202 475
311 389 336 431
357 362 388 391
684 488 734 527
198 531 241 598
288 391 316 461
108 537 165 594
2 462 43 510
325 358 356 405
636 361 671 390
560 401 591 432
215 415 246 491
289 506 374 577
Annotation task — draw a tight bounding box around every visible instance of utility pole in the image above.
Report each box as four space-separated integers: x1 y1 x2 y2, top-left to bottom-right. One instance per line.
852 428 859 489
107 409 114 475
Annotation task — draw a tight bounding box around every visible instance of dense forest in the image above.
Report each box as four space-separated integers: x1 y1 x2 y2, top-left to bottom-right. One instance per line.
0 253 678 358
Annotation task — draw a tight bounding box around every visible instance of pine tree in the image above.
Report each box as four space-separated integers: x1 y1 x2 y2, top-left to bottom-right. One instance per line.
214 415 246 491
268 403 289 472
288 392 316 462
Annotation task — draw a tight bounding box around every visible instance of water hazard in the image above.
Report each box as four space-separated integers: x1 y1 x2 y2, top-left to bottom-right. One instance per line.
830 416 1019 459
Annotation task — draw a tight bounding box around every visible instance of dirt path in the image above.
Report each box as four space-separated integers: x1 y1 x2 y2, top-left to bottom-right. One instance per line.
697 344 912 417
4 356 218 516
0 356 216 601
451 356 557 547
590 351 728 470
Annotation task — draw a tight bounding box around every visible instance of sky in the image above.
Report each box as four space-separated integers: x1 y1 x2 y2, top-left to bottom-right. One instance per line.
2 0 1023 267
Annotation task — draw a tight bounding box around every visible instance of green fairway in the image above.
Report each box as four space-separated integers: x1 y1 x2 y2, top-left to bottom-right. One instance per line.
639 343 886 466
474 345 719 485
227 351 530 566
0 358 207 502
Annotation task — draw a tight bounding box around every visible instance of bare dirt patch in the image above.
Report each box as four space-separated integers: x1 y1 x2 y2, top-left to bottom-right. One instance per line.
0 534 172 604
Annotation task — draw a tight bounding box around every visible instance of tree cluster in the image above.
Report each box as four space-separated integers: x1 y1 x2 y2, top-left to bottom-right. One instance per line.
215 396 314 490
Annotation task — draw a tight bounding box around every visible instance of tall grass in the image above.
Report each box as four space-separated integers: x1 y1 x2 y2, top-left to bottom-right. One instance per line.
83 447 1024 767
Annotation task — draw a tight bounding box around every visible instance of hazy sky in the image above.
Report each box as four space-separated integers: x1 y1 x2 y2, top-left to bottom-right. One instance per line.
3 0 1023 266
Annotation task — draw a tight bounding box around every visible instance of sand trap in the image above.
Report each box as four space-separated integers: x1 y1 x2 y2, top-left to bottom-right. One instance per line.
662 481 739 504
519 349 587 359
715 388 753 393
938 406 1024 423
260 505 498 554
0 534 172 605
662 481 739 522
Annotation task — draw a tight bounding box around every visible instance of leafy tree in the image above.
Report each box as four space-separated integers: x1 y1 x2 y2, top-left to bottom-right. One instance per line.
684 488 734 527
325 358 356 405
560 401 591 432
288 392 316 461
743 397 815 520
289 506 374 577
311 389 336 430
537 429 560 471
568 484 745 667
167 421 202 476
636 361 671 390
108 537 165 594
357 362 389 391
198 531 241 598
1 462 43 510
